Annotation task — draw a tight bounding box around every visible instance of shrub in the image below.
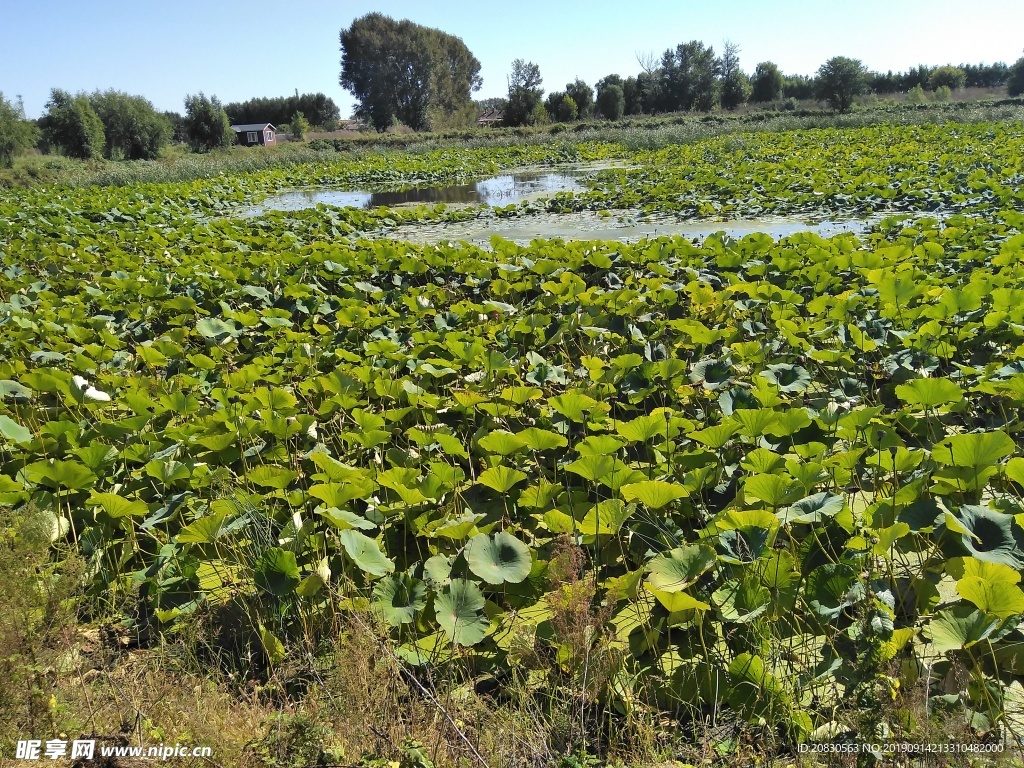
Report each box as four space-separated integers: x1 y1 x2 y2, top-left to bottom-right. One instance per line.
1009 56 1024 97
88 90 171 160
0 92 38 167
929 65 966 91
38 89 106 159
183 93 233 153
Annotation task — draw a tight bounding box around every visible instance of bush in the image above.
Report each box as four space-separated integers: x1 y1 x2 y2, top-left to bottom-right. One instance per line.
929 66 966 91
1009 56 1024 97
596 84 624 120
545 92 578 123
88 90 171 160
183 93 233 153
290 110 310 141
816 57 868 112
907 85 927 105
933 85 952 103
0 92 38 168
38 89 106 160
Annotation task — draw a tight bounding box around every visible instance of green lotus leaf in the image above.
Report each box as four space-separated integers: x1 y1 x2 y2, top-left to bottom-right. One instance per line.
337 530 395 577
743 473 800 508
258 623 286 664
646 544 717 592
931 430 1015 468
465 531 532 584
580 499 635 535
728 652 786 721
423 553 453 587
647 586 710 612
0 415 32 445
478 430 527 455
621 480 689 508
759 363 811 393
616 413 669 443
477 465 528 493
713 576 771 623
689 357 734 390
435 579 489 646
308 480 375 507
254 547 300 596
89 492 149 518
895 377 963 408
373 573 427 626
778 492 845 525
24 459 96 490
924 604 1010 652
516 427 568 451
247 465 298 490
547 391 598 422
320 506 376 531
0 380 32 401
806 563 865 620
566 455 615 482
948 504 1024 568
957 576 1024 618
195 316 241 342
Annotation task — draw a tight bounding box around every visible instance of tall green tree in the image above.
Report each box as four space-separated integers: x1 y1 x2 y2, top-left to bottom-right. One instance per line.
1006 56 1024 96
656 40 719 112
0 92 39 168
718 41 749 110
815 56 867 112
505 59 544 126
929 66 966 91
544 92 578 122
564 79 594 119
750 61 784 102
339 13 481 132
596 83 624 120
88 90 171 160
182 93 233 153
38 89 105 160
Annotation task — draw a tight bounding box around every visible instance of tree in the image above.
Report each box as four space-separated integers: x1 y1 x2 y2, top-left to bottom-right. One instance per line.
505 59 544 126
564 79 594 119
929 66 966 91
38 89 105 159
718 41 749 110
0 92 39 167
656 40 719 112
596 83 624 120
1007 56 1024 97
182 93 233 152
750 61 784 103
225 93 340 130
290 110 310 140
339 13 481 132
815 56 867 112
545 92 578 122
88 90 171 160
783 74 815 100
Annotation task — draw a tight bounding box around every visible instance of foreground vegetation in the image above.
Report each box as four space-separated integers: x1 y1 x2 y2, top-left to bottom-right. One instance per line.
4 118 1024 766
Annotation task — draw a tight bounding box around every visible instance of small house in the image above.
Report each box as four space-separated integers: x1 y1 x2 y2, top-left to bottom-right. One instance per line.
231 123 276 146
476 109 504 128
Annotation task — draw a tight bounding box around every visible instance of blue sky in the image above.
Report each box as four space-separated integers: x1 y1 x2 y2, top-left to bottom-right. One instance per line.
1 0 1021 119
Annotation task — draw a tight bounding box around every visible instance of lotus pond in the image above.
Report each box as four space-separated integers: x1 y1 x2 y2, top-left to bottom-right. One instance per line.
4 119 1024 759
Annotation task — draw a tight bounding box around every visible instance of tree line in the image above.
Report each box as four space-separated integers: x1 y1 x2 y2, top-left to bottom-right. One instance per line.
0 87 342 168
500 50 1024 126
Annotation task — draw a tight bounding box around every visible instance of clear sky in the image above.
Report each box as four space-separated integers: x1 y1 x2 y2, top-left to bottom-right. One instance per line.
1 0 1021 119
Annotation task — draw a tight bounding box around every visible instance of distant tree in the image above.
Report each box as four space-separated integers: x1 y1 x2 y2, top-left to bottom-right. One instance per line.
867 70 899 94
782 74 815 100
87 90 171 160
38 89 105 159
162 111 186 143
564 79 594 119
340 13 481 132
899 64 933 91
1007 56 1024 97
545 92 578 122
929 66 966 91
474 97 507 112
815 57 867 112
0 92 39 167
718 41 749 109
290 110 310 140
596 83 624 120
750 61 784 102
652 40 719 112
182 93 233 152
505 59 544 126
226 93 340 131
959 61 1009 88
625 73 654 114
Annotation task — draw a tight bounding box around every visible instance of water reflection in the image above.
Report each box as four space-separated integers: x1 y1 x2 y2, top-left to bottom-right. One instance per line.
243 172 584 216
